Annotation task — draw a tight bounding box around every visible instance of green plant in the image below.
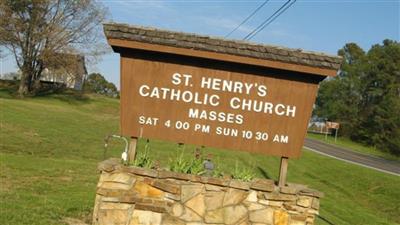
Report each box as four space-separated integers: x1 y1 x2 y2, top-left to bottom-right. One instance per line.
231 160 255 182
210 157 224 178
188 156 205 175
169 145 191 173
133 142 153 168
168 146 205 175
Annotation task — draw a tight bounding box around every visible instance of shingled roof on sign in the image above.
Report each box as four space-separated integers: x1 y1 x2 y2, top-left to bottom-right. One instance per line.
103 23 342 71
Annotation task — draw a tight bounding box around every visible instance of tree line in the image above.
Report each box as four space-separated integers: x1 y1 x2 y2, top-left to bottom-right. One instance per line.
314 40 400 155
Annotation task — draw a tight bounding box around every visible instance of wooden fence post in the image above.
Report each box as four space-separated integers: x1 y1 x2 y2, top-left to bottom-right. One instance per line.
278 157 289 187
128 137 138 164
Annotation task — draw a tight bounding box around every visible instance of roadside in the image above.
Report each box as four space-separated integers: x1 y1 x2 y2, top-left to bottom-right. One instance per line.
307 133 400 161
304 138 400 176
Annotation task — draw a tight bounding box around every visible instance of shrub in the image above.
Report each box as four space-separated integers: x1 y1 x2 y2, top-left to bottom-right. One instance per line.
133 142 153 169
231 160 255 182
168 146 205 175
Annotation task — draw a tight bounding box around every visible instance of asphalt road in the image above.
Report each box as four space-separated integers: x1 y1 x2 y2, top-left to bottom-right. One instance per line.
304 138 400 176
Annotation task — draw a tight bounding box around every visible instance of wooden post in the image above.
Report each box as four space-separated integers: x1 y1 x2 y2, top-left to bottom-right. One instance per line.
334 128 338 143
324 120 328 141
278 157 289 187
128 137 138 164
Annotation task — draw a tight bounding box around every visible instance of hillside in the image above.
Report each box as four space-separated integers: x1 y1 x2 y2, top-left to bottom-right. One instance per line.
0 90 399 225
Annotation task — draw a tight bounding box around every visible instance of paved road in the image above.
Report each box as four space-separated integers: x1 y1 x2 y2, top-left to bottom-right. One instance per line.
304 138 400 176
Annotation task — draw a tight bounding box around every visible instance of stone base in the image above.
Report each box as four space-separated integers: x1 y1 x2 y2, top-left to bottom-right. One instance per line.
93 159 322 225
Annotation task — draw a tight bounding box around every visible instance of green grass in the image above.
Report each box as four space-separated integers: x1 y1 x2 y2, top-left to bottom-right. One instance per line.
307 132 400 161
1 89 399 225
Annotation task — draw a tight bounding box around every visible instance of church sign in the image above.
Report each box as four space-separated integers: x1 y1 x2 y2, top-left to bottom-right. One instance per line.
104 23 341 158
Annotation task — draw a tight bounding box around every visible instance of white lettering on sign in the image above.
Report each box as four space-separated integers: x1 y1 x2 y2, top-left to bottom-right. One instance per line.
216 126 239 137
138 73 295 118
172 73 193 86
188 108 243 124
273 135 289 143
138 85 220 107
200 76 267 96
194 124 210 133
138 116 159 126
230 98 296 117
135 72 299 145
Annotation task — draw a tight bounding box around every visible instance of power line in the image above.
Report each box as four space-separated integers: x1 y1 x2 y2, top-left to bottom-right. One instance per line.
225 0 270 38
244 0 297 40
243 0 296 41
247 0 297 40
243 0 292 40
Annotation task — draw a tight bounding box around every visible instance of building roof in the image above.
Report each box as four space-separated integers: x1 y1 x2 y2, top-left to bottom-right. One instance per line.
104 23 341 72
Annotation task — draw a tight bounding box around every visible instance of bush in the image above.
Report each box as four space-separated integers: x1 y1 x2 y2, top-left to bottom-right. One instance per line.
168 146 205 175
133 141 153 169
231 160 255 182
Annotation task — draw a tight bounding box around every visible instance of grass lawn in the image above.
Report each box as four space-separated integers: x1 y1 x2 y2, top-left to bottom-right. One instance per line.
1 89 399 225
307 133 400 161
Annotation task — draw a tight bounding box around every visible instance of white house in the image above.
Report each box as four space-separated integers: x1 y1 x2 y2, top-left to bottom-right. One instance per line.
40 54 87 90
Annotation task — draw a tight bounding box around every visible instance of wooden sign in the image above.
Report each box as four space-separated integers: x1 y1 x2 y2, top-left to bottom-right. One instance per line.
326 121 340 129
104 23 341 158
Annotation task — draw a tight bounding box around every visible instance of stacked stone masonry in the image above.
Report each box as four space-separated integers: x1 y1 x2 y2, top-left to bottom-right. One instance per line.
93 159 323 225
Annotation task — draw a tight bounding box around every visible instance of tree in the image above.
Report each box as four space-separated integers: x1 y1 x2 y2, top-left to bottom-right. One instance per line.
84 73 119 98
353 40 400 154
0 0 107 97
315 40 400 155
314 43 366 135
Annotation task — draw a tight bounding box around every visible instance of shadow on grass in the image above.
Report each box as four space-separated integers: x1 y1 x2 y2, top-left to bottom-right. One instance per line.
0 87 16 99
0 80 18 98
317 215 336 225
0 80 92 104
41 90 92 105
257 166 272 179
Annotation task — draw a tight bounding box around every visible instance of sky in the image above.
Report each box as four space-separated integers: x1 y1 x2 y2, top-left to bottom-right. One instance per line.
1 0 399 88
